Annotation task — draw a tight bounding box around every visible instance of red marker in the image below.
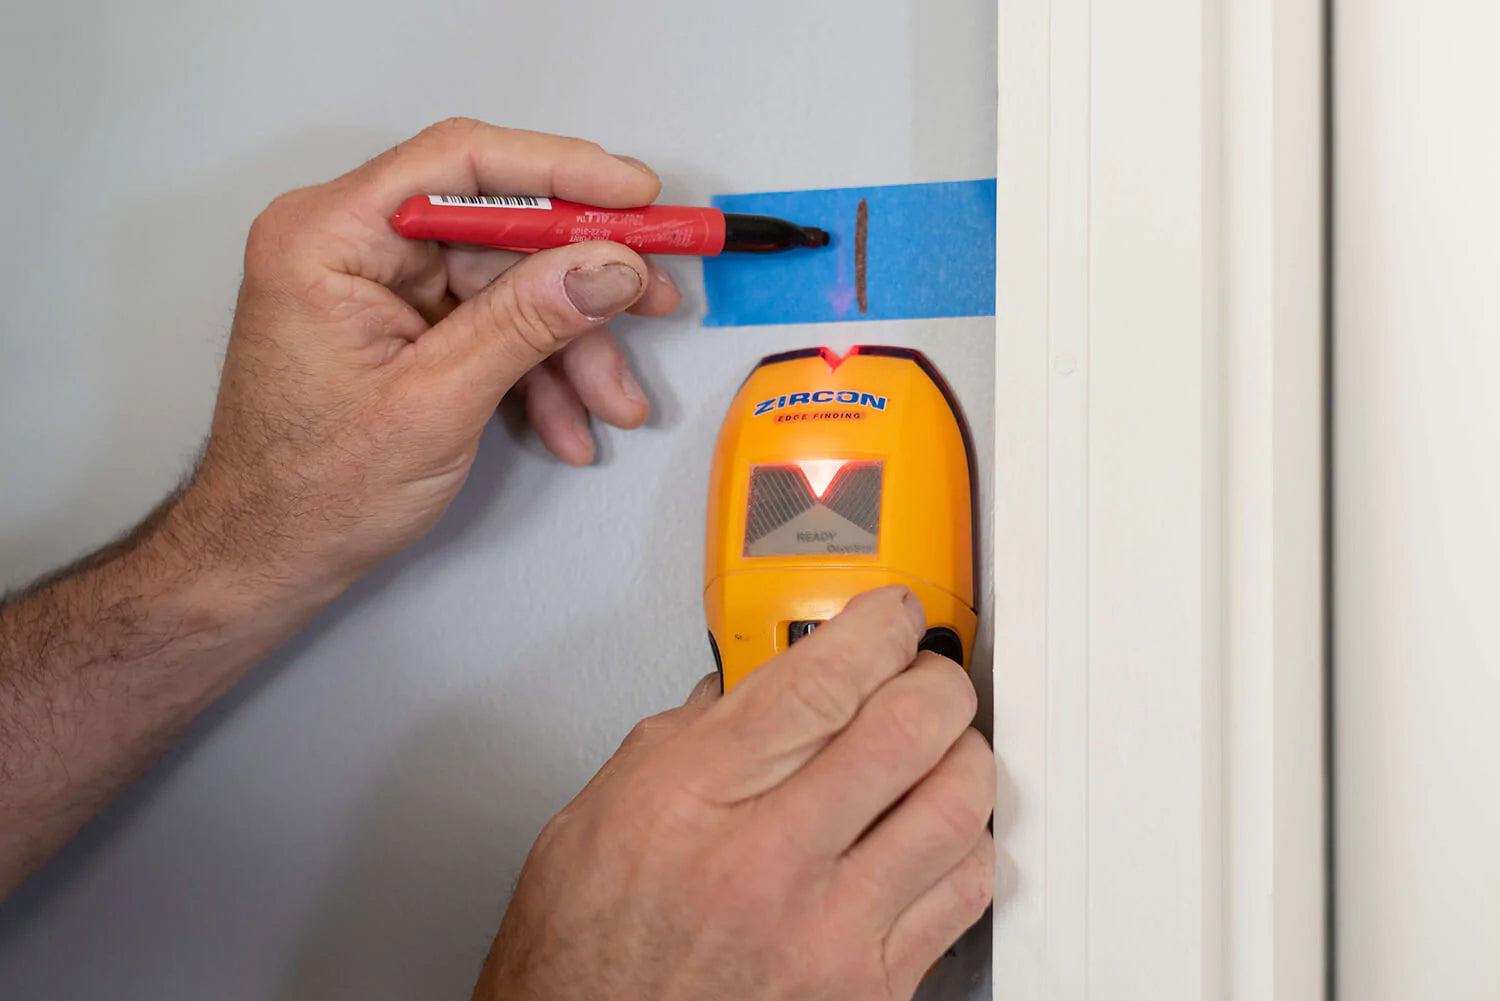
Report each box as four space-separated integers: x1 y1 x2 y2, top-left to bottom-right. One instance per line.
390 194 830 255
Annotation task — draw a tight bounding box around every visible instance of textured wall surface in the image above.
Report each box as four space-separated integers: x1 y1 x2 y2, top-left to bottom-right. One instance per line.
0 2 996 997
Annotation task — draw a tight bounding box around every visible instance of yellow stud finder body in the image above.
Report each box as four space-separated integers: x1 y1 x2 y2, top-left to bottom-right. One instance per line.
704 346 978 690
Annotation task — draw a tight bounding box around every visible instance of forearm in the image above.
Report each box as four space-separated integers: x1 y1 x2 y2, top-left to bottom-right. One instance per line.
0 485 332 897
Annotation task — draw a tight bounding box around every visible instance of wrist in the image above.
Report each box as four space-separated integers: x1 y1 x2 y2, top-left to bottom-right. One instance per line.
144 476 352 641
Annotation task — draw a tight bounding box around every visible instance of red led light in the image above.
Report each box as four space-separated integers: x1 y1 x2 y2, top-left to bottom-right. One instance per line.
795 459 846 499
817 346 849 370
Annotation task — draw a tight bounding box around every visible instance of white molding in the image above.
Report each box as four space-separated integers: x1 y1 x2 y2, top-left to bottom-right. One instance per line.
990 0 1057 993
991 0 1325 997
1221 0 1326 997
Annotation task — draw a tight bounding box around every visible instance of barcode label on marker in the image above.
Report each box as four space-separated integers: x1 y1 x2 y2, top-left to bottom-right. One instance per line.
427 194 552 209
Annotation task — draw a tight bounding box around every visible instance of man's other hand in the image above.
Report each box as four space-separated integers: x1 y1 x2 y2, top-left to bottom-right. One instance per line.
475 587 996 1001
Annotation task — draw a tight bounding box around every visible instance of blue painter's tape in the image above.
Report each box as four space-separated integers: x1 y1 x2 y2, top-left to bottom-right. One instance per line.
702 179 995 327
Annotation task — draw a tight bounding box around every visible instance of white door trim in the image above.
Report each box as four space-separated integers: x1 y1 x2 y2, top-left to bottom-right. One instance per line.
991 1 1326 997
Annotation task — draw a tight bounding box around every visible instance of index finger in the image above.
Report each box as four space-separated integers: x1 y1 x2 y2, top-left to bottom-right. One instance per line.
342 117 663 221
680 586 926 804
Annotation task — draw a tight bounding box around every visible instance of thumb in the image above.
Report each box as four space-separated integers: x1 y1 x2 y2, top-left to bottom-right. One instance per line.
423 240 647 400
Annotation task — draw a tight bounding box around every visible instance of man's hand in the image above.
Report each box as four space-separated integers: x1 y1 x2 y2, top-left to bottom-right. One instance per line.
189 117 681 596
475 587 996 1001
0 119 679 896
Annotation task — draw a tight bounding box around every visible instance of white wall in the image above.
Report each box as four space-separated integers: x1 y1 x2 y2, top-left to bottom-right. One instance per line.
1335 3 1500 998
0 3 996 998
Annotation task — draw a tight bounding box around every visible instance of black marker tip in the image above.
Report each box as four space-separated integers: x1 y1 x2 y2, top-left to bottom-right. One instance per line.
801 227 831 248
722 213 833 253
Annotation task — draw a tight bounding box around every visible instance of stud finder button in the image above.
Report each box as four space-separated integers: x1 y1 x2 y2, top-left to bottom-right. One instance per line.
917 627 964 664
787 620 822 645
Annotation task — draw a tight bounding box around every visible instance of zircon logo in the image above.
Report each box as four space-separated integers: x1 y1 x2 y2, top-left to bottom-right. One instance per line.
751 390 889 417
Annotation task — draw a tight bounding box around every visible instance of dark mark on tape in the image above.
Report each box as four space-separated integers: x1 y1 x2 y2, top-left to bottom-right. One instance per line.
854 197 869 314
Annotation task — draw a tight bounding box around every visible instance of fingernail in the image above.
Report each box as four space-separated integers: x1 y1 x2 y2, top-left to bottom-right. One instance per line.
686 672 721 704
612 153 658 178
619 364 647 406
650 263 678 293
564 263 643 319
571 414 595 461
900 587 926 632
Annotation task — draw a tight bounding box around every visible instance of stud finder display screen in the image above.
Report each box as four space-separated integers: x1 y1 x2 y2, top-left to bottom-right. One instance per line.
743 461 883 557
